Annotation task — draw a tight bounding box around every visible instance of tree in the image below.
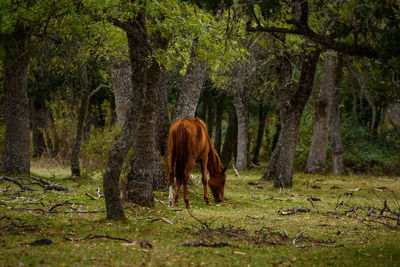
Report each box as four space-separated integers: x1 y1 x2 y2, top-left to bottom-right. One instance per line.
220 103 237 167
214 92 226 155
110 58 132 128
171 39 207 122
261 49 320 187
1 24 31 174
252 103 268 165
305 53 335 173
329 54 346 175
0 1 73 174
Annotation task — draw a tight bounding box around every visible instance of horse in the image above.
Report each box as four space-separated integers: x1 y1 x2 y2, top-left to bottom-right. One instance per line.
168 118 227 208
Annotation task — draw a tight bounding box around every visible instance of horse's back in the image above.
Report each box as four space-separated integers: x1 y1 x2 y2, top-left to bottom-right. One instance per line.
169 118 208 158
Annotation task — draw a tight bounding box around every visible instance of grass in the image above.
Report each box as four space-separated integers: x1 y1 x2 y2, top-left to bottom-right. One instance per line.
1 161 400 266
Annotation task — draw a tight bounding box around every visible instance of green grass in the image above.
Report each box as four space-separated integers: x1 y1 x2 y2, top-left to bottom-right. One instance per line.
1 162 400 266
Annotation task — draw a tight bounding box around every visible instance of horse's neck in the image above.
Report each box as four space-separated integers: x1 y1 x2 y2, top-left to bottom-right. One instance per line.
207 145 220 175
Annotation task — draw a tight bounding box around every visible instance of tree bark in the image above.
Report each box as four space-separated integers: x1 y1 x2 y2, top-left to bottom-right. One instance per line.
71 64 90 177
124 79 156 206
330 54 346 175
221 106 237 167
363 89 377 142
252 103 268 165
261 50 320 187
155 69 170 156
31 98 48 157
171 40 207 122
214 92 225 155
271 116 281 153
206 98 215 139
110 59 132 128
198 99 208 122
103 11 149 220
2 26 31 174
305 54 335 173
234 64 254 170
124 24 168 204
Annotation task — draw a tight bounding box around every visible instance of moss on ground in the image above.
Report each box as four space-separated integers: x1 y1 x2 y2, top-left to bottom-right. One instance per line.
1 162 399 266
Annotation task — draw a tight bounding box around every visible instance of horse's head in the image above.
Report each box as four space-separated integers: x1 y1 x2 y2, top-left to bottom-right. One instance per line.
208 167 227 202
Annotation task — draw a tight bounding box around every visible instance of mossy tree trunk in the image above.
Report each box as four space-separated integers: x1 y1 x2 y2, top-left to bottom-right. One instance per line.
214 92 225 155
330 54 346 175
221 106 237 167
71 64 90 178
171 39 207 122
261 50 320 187
305 54 335 173
31 97 48 158
252 103 268 165
110 59 132 128
2 25 31 174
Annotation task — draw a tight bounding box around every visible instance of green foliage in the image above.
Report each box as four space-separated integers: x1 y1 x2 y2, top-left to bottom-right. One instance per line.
294 103 315 170
80 104 120 173
342 123 399 175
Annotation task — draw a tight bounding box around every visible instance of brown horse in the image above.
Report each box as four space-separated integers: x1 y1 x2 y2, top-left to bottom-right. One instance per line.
168 118 227 208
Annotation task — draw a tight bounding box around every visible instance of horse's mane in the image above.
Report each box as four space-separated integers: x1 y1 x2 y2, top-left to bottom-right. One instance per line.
207 138 223 175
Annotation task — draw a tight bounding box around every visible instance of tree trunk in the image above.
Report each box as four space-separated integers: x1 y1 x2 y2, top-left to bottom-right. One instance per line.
271 116 281 153
32 98 48 157
71 64 90 178
234 73 253 170
363 89 377 142
124 25 168 204
214 93 225 155
206 98 215 139
124 85 156 206
110 59 132 128
103 11 149 220
171 40 207 122
155 69 170 156
305 54 335 173
2 27 31 174
330 54 346 175
221 107 237 167
252 103 267 165
261 50 320 187
198 99 208 121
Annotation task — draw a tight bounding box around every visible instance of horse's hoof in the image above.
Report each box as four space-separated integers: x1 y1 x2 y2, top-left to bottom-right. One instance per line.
186 205 192 209
206 201 212 206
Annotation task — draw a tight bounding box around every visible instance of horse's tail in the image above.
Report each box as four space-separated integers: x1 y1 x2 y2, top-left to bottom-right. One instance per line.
174 123 189 184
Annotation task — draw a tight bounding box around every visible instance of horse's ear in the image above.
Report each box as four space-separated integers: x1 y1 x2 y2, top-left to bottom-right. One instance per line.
222 167 227 174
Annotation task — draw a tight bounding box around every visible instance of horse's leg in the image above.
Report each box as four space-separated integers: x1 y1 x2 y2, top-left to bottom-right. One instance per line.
183 159 196 209
168 151 175 207
200 157 211 206
174 181 181 206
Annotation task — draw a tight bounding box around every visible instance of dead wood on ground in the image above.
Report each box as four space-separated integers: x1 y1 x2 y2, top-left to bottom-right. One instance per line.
64 234 152 248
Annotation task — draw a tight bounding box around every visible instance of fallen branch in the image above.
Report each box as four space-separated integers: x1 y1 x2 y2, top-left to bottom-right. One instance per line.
150 217 173 225
183 240 232 247
0 176 36 191
30 176 72 191
64 234 152 248
9 205 104 214
85 192 98 200
278 206 310 215
292 230 305 245
232 164 240 177
186 208 217 230
48 201 72 212
0 216 38 231
307 197 320 213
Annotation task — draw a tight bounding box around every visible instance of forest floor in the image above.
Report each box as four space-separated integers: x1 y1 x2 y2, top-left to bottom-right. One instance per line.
1 160 400 266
